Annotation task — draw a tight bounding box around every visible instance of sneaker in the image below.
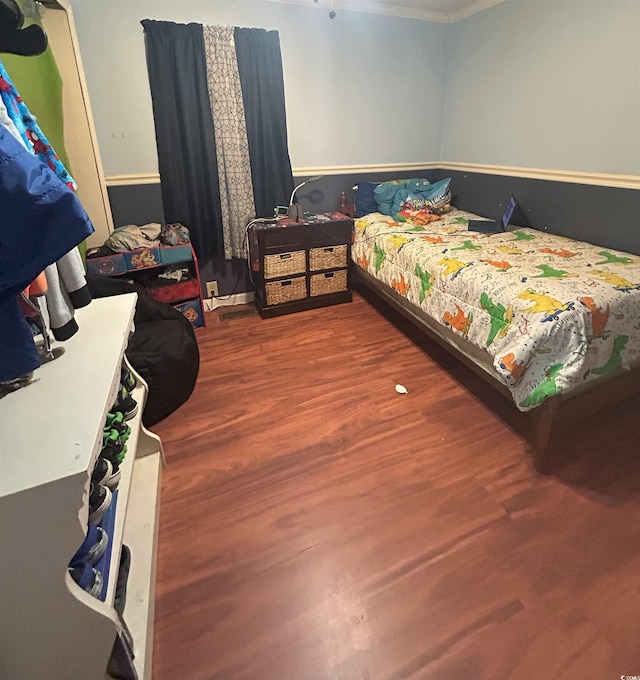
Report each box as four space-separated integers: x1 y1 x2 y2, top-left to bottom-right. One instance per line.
113 384 138 421
91 457 113 487
121 364 137 393
99 441 123 489
88 482 112 524
70 524 109 567
104 411 131 442
69 562 103 598
103 429 128 463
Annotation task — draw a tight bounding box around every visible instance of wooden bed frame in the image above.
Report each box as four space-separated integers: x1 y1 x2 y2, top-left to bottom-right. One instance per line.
352 264 640 473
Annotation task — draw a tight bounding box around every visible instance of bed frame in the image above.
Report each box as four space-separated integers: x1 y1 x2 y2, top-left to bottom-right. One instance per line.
352 264 640 473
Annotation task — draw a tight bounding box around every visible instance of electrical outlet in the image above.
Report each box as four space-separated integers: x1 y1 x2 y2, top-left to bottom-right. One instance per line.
206 281 219 298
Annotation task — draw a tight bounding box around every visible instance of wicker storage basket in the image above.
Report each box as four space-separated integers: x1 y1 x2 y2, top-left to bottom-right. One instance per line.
265 276 307 305
263 250 306 280
309 245 348 271
310 269 348 297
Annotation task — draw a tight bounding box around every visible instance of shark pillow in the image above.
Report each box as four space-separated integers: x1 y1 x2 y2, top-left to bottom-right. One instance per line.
374 178 431 216
391 178 452 217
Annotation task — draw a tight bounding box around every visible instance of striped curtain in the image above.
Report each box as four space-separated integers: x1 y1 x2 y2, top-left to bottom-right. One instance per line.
202 26 255 260
142 20 294 262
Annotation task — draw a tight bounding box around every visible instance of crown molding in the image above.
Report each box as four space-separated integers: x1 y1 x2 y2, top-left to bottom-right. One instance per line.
449 0 505 22
262 0 507 23
263 0 450 23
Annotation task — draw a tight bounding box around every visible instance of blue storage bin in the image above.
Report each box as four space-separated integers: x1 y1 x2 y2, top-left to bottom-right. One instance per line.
123 247 160 271
173 298 204 328
86 253 127 277
159 245 192 265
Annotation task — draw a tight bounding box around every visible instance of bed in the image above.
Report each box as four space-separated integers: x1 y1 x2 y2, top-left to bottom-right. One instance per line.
350 200 640 472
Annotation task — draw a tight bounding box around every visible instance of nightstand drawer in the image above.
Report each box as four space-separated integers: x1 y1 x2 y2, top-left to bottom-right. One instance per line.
309 244 347 271
263 250 306 279
265 276 307 305
310 269 348 297
262 227 305 250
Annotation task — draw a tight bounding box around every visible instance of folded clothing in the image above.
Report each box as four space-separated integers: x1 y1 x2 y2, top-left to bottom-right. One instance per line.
106 223 162 252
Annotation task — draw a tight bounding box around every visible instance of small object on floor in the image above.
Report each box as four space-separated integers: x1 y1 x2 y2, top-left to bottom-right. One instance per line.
69 562 103 598
88 482 112 524
70 524 109 567
218 307 259 321
395 384 408 394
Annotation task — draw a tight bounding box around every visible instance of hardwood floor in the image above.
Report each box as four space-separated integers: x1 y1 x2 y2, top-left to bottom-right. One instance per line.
152 291 640 680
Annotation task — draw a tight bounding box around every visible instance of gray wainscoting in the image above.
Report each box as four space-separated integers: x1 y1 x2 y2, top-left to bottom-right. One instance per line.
107 170 639 297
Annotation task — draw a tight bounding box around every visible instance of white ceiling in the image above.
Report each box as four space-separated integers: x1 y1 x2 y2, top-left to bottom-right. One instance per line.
265 0 507 23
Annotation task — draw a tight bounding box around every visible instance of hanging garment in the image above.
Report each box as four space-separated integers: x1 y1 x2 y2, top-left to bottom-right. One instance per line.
0 296 40 383
202 25 256 260
0 125 92 300
0 59 75 189
44 248 92 341
0 95 24 147
0 122 93 382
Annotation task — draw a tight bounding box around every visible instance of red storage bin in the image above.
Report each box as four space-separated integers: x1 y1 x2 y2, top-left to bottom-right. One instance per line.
147 279 200 304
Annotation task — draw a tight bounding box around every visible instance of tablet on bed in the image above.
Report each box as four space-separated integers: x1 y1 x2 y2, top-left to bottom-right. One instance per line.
468 194 517 233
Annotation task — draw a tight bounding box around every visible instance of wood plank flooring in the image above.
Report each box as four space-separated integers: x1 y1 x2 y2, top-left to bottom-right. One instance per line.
152 291 640 680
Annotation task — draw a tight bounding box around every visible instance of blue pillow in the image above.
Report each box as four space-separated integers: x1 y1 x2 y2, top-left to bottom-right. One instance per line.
374 178 431 216
353 182 379 218
391 178 452 216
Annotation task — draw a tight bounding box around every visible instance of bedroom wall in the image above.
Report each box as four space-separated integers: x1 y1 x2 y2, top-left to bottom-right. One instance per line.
71 0 639 292
70 0 449 295
69 0 449 180
440 0 640 177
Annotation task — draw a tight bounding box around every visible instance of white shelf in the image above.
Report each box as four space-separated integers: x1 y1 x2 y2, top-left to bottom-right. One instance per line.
0 293 163 680
122 451 163 680
103 382 147 607
0 294 137 497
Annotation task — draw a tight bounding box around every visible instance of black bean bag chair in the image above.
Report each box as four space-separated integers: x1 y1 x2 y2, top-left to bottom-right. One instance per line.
87 275 199 426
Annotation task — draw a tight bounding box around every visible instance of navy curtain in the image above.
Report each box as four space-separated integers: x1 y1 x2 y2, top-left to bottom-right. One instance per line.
234 28 294 218
142 20 223 260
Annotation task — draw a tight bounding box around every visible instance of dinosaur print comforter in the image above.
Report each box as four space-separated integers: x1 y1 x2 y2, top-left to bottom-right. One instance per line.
352 209 640 411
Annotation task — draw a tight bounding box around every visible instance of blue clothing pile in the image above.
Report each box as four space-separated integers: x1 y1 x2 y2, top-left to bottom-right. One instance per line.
0 60 94 383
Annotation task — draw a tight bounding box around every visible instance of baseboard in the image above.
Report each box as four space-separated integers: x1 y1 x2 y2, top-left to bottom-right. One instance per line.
203 291 255 312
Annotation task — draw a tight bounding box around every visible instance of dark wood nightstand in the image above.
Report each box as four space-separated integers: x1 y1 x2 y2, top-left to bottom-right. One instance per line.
250 212 353 318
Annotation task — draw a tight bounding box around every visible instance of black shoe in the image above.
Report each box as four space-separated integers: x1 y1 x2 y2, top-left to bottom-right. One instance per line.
91 457 113 487
121 364 137 393
88 482 112 524
99 440 123 489
113 384 138 421
104 411 131 442
114 544 131 617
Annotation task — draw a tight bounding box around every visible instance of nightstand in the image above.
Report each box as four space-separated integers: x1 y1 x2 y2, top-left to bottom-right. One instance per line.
250 212 353 318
